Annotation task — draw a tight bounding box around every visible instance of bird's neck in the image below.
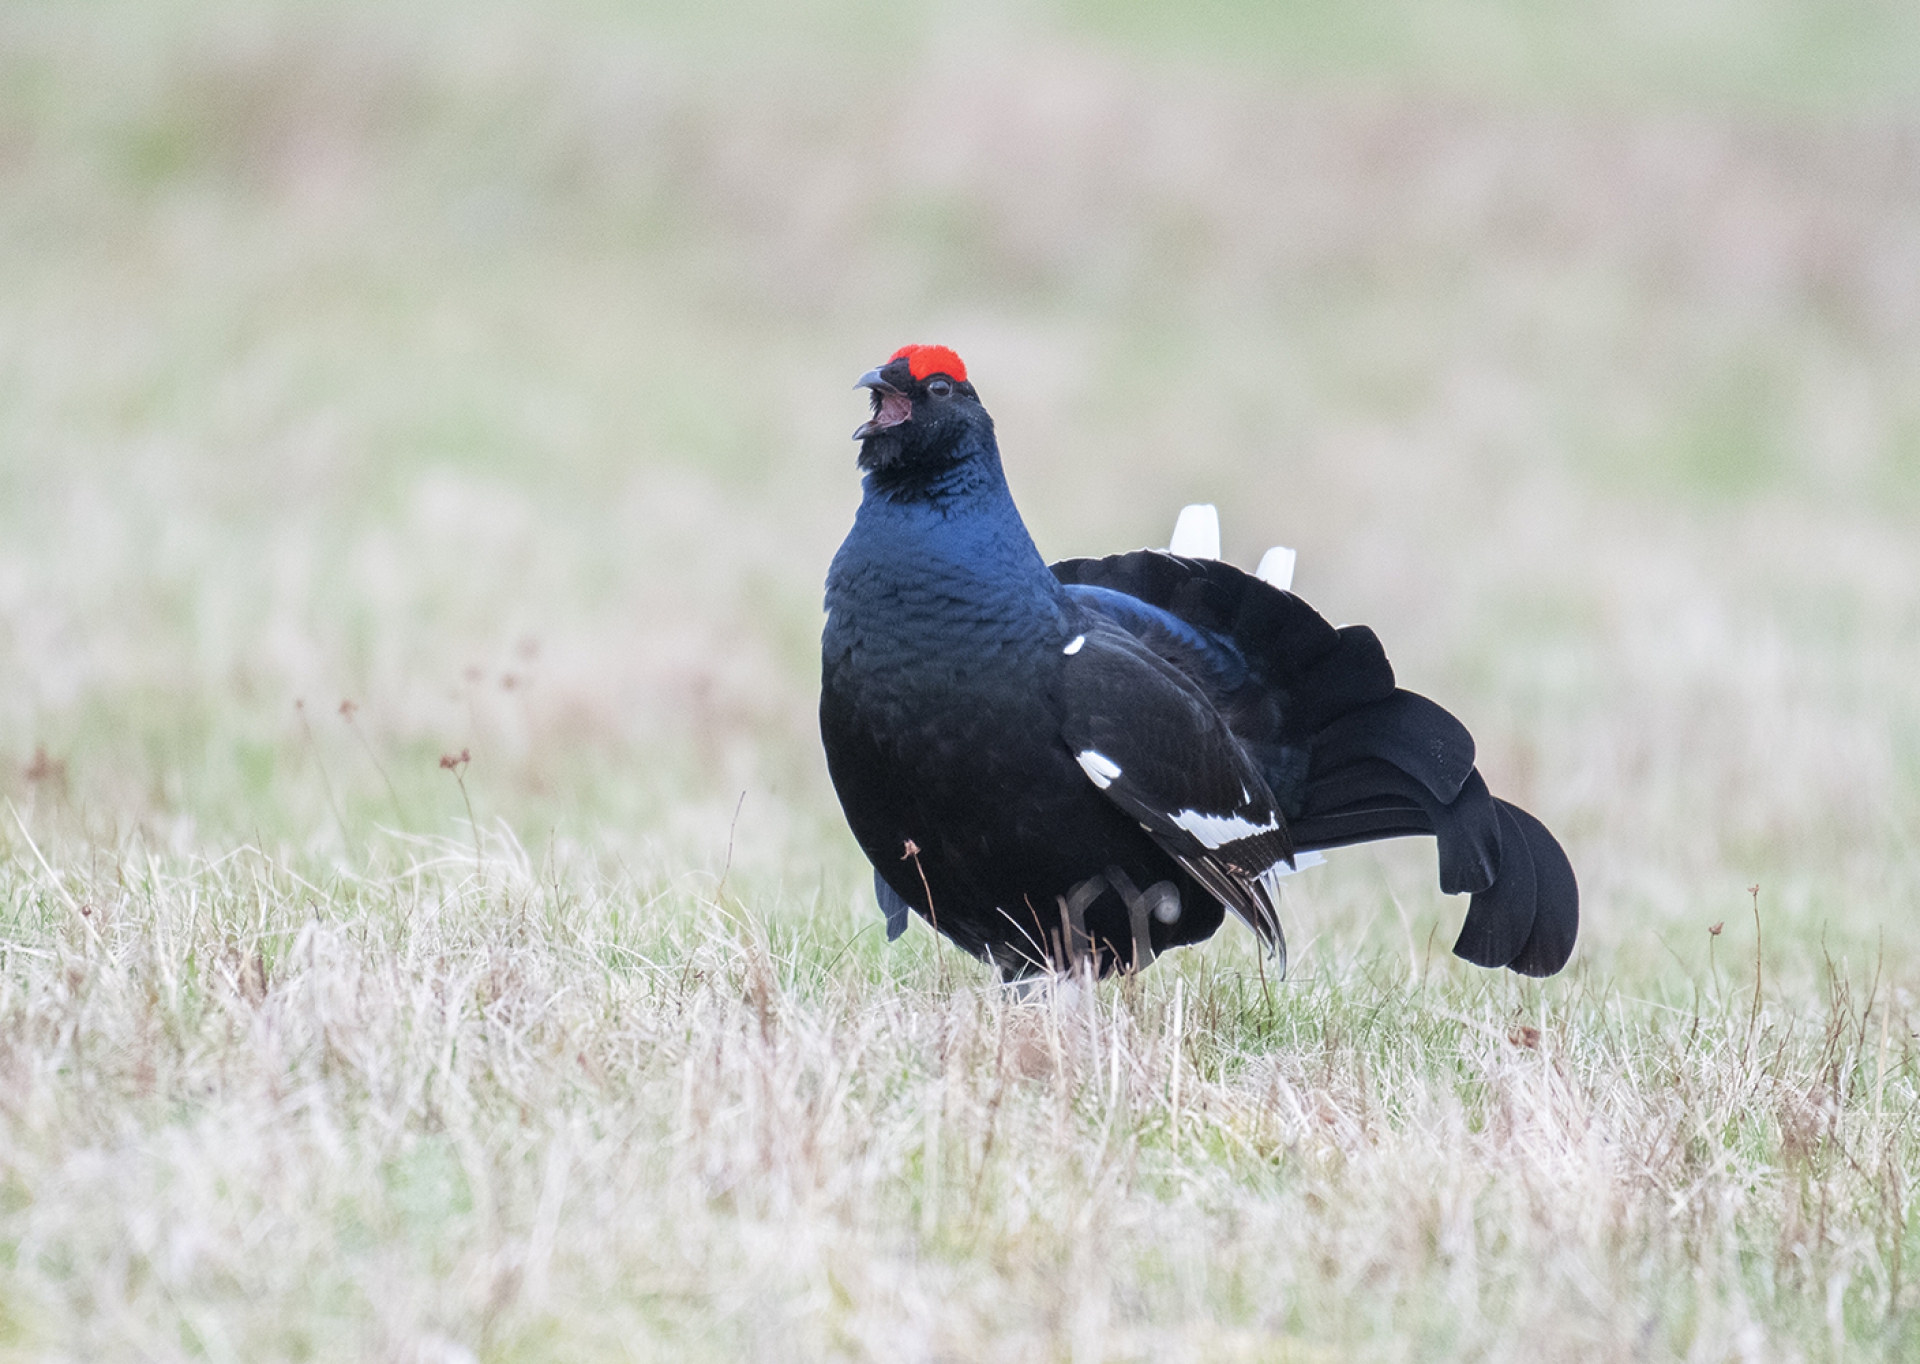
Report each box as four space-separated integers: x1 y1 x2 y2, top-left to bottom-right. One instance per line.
862 425 1008 505
832 435 1067 639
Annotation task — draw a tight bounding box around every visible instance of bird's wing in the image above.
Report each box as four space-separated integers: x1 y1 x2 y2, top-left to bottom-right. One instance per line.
1059 623 1292 959
1054 549 1577 978
1055 552 1473 829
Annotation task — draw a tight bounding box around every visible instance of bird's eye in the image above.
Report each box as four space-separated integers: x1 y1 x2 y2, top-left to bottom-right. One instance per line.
927 379 953 399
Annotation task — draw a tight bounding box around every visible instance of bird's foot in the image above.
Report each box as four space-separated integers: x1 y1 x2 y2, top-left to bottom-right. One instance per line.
1104 866 1180 973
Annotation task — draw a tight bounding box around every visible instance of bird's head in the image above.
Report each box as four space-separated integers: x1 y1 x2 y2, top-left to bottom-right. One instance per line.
853 344 991 478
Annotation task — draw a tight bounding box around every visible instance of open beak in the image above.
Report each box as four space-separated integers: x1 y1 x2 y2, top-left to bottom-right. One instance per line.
854 368 912 441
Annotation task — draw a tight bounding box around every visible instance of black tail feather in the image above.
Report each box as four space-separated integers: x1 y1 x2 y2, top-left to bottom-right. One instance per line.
1453 802 1538 969
1310 689 1477 803
1296 758 1500 895
1450 799 1579 974
1501 802 1579 977
1429 769 1500 895
1289 799 1432 849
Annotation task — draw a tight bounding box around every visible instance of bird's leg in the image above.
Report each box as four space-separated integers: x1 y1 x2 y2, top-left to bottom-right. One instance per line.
1055 872 1104 973
1104 867 1153 971
1104 867 1179 973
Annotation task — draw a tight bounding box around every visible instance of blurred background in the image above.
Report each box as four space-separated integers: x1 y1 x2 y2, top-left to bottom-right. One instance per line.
3 0 1918 980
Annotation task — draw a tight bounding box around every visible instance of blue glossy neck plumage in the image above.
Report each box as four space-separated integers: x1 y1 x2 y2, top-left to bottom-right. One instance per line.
826 423 1069 661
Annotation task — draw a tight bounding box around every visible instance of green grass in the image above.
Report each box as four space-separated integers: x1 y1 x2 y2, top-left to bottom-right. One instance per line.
2 0 1920 1358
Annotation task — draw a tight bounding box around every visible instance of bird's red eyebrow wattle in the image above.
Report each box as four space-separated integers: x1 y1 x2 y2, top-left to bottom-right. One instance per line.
889 344 967 384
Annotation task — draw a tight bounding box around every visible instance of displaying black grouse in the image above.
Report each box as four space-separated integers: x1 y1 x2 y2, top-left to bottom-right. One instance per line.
820 344 1577 980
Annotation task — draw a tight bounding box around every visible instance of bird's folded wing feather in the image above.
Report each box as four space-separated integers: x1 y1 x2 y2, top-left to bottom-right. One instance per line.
1058 625 1291 948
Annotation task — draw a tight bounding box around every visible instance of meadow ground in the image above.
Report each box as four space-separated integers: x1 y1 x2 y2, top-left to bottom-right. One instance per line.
3 1 1920 1358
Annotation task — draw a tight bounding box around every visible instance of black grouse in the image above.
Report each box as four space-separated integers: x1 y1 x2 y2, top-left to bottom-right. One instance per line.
820 344 1577 980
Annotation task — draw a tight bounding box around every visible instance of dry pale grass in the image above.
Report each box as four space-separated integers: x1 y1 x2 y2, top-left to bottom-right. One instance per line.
3 834 1917 1361
2 0 1920 1358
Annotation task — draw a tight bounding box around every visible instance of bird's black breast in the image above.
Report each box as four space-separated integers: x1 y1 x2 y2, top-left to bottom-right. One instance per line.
821 601 1222 971
821 633 1073 885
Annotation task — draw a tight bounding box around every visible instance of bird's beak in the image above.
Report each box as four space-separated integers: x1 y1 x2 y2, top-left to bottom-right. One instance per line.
854 368 912 441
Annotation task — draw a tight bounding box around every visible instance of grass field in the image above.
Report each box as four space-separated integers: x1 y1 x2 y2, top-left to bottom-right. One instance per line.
4 0 1920 1358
